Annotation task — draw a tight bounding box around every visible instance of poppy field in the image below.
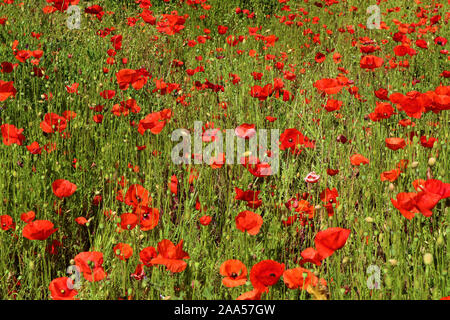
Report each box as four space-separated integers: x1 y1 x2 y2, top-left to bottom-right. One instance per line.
0 0 449 301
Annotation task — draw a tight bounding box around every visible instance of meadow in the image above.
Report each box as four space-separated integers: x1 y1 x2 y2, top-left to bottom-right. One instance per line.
0 0 448 300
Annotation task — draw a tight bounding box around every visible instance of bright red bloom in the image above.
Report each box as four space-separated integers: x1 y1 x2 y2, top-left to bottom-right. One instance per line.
360 55 384 70
52 179 77 199
40 113 67 133
49 277 78 300
1 124 25 146
220 260 248 287
140 246 157 267
314 228 351 259
385 137 406 151
124 184 151 208
138 109 172 135
350 154 369 166
391 192 420 220
250 260 285 293
118 213 138 230
151 239 190 273
0 80 17 101
1 215 15 231
113 243 133 261
235 210 263 235
283 267 325 290
74 251 107 282
20 211 35 223
134 206 159 231
22 220 57 240
279 128 315 154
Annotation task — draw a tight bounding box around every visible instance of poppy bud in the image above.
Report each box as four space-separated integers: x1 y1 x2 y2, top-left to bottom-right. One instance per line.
388 259 398 266
428 157 436 166
388 183 395 191
423 253 433 265
411 161 419 168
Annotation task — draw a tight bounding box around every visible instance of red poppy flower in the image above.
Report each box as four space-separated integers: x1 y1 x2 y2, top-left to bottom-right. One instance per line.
75 217 88 225
350 154 369 166
49 277 78 300
313 78 343 95
234 187 263 209
279 128 315 154
380 169 401 182
235 210 263 235
134 206 159 231
74 251 107 282
40 113 67 133
250 260 285 293
237 288 262 300
199 215 212 226
391 192 419 220
138 109 172 135
22 220 57 240
130 263 146 280
314 228 351 259
250 83 273 101
169 175 178 194
299 247 324 266
26 141 42 154
151 239 190 273
360 55 384 70
1 124 25 146
124 184 151 208
419 136 437 148
1 215 15 231
140 246 157 267
114 243 133 261
323 99 342 112
217 25 228 34
283 267 323 290
240 156 272 177
368 102 395 121
20 211 35 223
52 179 77 199
235 123 256 139
0 80 17 101
220 260 248 287
118 213 138 230
385 137 406 151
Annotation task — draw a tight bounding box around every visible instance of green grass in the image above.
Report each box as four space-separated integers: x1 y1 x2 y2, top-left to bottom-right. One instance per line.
0 0 448 300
